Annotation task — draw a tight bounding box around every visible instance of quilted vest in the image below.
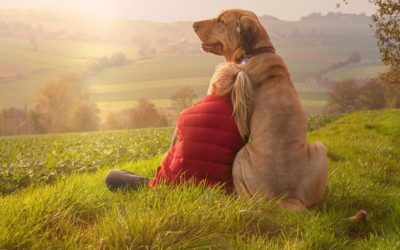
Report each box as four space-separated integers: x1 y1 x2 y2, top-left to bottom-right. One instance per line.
148 94 245 191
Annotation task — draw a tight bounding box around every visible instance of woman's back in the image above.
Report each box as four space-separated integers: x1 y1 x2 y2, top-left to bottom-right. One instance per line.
149 94 245 191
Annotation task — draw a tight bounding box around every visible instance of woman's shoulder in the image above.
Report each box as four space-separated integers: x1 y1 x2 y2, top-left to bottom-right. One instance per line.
180 95 233 116
196 95 231 105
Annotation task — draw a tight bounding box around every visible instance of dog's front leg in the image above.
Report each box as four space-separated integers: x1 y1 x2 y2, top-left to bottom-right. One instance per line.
232 146 253 196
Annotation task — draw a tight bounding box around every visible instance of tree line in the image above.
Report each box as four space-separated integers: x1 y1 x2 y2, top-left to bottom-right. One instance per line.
0 73 100 135
326 0 399 113
324 79 392 114
0 74 197 136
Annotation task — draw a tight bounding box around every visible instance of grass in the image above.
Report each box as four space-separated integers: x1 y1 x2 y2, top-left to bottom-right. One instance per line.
0 110 399 249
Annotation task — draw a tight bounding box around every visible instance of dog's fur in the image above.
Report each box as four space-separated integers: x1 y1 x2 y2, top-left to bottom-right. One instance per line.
194 9 328 210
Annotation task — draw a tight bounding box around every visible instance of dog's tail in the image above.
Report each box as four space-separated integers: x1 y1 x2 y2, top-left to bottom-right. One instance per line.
349 210 368 223
209 63 254 139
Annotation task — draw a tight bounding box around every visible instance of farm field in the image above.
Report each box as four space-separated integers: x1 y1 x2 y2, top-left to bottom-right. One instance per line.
0 128 173 194
326 62 387 81
0 35 383 117
0 110 399 248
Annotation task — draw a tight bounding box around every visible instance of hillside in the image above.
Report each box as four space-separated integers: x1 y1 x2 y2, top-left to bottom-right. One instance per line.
0 110 399 249
0 10 385 116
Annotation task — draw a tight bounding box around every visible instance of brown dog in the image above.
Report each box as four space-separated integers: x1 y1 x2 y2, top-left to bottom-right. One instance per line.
193 9 328 210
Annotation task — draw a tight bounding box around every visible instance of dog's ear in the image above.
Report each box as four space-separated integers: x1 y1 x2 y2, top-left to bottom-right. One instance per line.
237 16 260 53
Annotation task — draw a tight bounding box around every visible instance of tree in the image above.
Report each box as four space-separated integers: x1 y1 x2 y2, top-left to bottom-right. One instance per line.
326 80 361 113
110 52 129 66
105 112 120 130
371 0 400 68
33 73 100 133
87 52 130 75
28 110 44 134
371 0 400 107
358 80 387 109
137 41 156 60
105 99 168 130
131 98 168 128
325 79 387 113
378 67 400 107
339 0 400 107
171 87 197 112
347 52 362 64
0 107 31 135
72 101 100 131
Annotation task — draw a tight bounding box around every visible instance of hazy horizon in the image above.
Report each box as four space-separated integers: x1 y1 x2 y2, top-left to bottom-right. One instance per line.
0 0 376 22
0 0 385 126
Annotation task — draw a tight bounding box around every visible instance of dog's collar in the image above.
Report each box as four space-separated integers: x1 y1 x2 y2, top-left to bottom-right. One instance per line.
240 46 276 64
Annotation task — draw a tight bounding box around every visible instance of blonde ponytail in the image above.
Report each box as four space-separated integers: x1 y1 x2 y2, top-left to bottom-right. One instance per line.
231 71 254 139
208 63 254 139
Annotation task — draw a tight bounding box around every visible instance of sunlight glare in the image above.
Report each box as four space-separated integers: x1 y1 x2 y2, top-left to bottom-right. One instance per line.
79 1 117 18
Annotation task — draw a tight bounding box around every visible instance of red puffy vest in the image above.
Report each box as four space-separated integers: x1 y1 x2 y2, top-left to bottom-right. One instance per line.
148 95 245 191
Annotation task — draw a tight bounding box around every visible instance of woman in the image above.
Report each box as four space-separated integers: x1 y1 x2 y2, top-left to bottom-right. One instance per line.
104 63 253 192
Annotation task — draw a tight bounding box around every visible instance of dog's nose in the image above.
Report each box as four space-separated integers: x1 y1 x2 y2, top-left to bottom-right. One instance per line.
193 22 199 31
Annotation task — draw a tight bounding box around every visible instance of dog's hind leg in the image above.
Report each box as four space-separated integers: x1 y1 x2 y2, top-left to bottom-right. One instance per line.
280 197 306 211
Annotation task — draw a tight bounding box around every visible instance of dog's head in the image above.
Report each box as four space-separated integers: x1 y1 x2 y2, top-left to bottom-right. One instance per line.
193 9 271 62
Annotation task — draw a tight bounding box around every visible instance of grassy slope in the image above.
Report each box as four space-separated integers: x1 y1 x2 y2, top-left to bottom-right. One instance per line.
0 37 138 108
326 63 387 81
0 110 399 249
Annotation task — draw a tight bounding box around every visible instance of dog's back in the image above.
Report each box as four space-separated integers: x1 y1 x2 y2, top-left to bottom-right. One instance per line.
232 53 328 210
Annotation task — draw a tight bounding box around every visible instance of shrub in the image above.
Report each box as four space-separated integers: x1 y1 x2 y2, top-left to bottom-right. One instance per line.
325 79 386 113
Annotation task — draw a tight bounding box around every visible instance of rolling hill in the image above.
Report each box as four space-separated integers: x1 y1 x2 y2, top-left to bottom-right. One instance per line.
0 10 386 117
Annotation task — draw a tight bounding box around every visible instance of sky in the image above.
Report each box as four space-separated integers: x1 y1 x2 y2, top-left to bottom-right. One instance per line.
0 0 376 22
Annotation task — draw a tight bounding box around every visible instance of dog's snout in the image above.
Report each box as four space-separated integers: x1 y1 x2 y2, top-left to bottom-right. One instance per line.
193 22 199 31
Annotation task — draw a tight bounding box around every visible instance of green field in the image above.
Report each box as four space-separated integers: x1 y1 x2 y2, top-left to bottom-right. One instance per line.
0 36 384 117
326 62 387 81
0 114 341 195
0 128 173 194
0 36 137 108
0 110 399 248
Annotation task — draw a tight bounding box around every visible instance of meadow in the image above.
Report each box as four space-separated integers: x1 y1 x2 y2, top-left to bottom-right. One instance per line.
0 35 385 117
0 110 399 249
0 128 172 194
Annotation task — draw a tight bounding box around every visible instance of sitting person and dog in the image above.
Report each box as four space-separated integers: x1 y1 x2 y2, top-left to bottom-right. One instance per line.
105 62 253 193
105 9 332 214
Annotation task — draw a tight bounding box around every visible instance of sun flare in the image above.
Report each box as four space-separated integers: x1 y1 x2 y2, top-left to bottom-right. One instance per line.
78 1 117 18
